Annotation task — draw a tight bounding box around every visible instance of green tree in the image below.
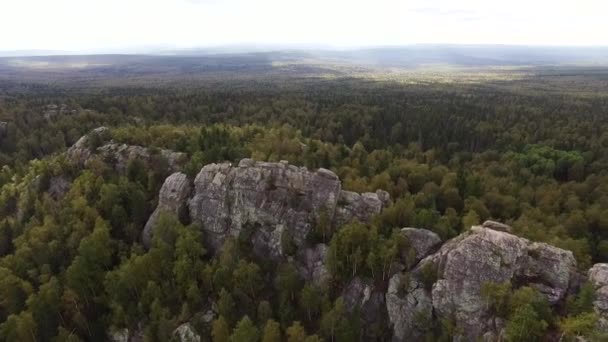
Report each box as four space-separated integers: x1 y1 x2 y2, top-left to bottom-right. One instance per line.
299 284 322 321
261 319 281 342
504 304 548 342
559 312 599 341
233 260 263 300
212 316 230 342
218 289 236 326
286 321 307 342
462 210 480 229
257 301 273 325
0 311 37 342
230 316 259 342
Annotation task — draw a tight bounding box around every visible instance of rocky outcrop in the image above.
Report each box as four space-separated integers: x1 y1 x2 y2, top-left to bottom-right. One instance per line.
400 228 441 263
589 263 608 331
482 220 512 233
172 323 200 342
183 159 388 257
143 172 192 247
334 190 391 226
386 274 434 341
387 226 578 341
43 103 79 121
67 127 110 165
96 143 187 173
67 127 186 173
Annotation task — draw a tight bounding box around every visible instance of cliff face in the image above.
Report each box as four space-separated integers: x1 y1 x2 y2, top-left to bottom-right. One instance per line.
145 158 390 258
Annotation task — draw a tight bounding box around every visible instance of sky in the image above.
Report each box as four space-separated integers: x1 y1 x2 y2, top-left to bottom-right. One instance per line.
1 0 607 52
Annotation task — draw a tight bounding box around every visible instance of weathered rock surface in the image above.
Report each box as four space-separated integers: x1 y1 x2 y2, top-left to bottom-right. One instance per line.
67 127 186 173
387 226 578 341
482 220 512 233
185 159 388 257
67 127 110 165
172 323 200 342
334 189 390 226
96 143 187 173
589 263 608 331
386 275 433 341
400 228 441 263
143 172 192 248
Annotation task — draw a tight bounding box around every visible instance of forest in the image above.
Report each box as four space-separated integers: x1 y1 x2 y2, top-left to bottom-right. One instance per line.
0 59 608 341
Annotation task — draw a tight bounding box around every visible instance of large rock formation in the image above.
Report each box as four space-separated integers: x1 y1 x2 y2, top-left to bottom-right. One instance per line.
387 226 578 341
589 263 608 331
67 127 110 165
141 158 589 341
400 228 442 263
334 189 391 226
145 159 390 259
188 159 342 257
143 172 192 247
67 127 186 173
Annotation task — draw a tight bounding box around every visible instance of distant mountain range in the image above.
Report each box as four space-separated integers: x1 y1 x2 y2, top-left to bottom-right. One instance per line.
2 45 608 67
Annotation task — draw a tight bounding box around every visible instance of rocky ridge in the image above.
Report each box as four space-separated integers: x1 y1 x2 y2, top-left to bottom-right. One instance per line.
67 127 187 173
142 158 588 341
65 129 597 341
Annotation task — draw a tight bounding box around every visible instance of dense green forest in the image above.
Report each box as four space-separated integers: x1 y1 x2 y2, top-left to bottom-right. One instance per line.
1 64 608 341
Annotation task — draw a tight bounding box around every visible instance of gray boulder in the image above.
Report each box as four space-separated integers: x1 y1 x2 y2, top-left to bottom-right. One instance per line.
482 220 512 233
589 263 608 331
334 190 387 226
143 172 192 248
387 225 578 340
400 228 441 263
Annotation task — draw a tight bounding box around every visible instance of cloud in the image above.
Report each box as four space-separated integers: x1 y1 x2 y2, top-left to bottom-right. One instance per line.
1 0 607 50
183 0 220 4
